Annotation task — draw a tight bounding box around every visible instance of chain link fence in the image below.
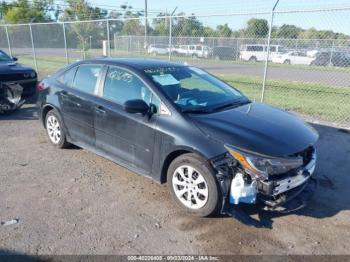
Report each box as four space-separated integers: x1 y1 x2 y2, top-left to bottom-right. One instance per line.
1 7 350 128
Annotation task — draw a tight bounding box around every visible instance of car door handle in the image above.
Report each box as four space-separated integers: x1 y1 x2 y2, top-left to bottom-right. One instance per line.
95 106 106 114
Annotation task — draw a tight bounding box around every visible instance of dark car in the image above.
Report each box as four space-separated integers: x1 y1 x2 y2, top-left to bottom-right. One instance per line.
212 46 238 60
312 51 350 67
0 50 37 96
37 58 318 218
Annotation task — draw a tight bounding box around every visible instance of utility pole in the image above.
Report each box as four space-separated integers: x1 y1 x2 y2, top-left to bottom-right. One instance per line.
144 0 148 49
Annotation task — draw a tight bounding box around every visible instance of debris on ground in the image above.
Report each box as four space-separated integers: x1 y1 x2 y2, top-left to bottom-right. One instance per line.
1 219 19 226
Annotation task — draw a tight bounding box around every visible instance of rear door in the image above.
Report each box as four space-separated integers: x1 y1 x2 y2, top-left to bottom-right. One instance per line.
57 63 103 146
93 65 159 174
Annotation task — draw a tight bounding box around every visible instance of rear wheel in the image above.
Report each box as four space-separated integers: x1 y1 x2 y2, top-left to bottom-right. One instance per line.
249 56 257 62
45 109 70 148
167 153 221 217
283 59 291 65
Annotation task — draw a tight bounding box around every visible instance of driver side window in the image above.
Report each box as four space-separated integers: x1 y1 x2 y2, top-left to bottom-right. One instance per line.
103 66 162 114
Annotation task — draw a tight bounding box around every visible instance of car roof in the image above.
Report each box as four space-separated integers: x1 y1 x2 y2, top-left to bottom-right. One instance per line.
87 57 185 70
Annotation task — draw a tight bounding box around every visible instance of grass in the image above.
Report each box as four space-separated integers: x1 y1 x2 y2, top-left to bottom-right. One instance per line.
17 55 350 124
219 74 350 123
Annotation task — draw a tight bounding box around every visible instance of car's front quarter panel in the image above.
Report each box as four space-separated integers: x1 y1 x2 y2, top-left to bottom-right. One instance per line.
152 111 226 181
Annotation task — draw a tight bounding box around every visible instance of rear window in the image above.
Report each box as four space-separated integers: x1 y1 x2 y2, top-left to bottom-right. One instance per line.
72 64 102 94
58 66 77 88
246 45 264 52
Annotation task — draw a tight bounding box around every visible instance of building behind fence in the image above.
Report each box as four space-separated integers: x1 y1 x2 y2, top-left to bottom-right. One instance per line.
0 6 350 128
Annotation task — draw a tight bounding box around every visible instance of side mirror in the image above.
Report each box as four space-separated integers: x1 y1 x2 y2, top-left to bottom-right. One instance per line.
12 57 18 61
123 99 149 115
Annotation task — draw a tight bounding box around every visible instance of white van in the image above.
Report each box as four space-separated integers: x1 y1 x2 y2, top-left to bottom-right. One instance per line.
173 45 211 58
240 45 284 62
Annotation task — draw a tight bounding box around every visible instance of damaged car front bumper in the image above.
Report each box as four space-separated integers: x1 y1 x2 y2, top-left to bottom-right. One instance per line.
212 145 317 214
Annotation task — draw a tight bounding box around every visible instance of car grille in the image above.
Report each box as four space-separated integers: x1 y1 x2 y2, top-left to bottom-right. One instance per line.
0 73 32 82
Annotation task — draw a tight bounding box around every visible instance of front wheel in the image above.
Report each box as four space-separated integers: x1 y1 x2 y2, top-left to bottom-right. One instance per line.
167 153 221 217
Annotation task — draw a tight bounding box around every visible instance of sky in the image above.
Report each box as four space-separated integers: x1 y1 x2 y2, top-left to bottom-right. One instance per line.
87 0 350 35
3 0 350 34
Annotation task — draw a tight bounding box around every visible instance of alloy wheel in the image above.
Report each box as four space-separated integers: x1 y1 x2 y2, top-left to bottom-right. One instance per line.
172 165 209 209
46 115 61 144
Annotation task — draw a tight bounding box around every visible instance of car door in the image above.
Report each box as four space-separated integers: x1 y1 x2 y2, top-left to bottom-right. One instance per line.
294 52 305 64
57 63 103 146
93 65 159 174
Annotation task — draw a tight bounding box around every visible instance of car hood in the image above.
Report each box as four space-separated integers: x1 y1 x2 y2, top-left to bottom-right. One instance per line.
190 102 318 157
0 61 35 74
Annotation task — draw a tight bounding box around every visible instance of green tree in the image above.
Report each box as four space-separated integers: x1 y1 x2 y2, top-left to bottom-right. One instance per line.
122 19 144 35
173 13 204 37
152 13 169 36
62 0 108 51
276 24 303 39
3 0 53 23
0 1 12 21
246 18 269 38
216 23 232 37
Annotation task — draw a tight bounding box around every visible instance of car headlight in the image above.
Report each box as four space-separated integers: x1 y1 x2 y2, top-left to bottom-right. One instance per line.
225 145 303 179
30 71 36 78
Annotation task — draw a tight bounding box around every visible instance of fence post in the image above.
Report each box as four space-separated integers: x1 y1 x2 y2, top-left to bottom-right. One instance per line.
329 39 335 66
168 7 178 61
29 24 38 72
168 15 172 61
62 22 69 64
261 0 280 102
106 19 110 56
5 26 12 57
114 33 117 56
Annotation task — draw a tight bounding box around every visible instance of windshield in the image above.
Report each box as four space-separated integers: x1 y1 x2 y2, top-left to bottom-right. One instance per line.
0 51 12 62
144 66 249 113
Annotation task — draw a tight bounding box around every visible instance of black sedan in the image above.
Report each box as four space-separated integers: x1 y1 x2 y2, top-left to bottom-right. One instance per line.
37 58 318 218
0 50 37 96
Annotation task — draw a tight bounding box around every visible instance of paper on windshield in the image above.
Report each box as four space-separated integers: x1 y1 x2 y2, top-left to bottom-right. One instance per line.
152 74 179 86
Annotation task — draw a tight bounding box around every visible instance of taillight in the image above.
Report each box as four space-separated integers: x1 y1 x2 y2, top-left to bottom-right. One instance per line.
37 82 43 91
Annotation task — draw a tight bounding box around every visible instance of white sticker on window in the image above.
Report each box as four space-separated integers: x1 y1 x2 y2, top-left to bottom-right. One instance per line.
152 74 179 86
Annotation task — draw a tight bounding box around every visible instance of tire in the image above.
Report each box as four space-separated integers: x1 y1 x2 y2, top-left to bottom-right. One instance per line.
283 59 291 65
45 109 70 148
167 153 221 217
249 56 257 62
191 53 198 59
